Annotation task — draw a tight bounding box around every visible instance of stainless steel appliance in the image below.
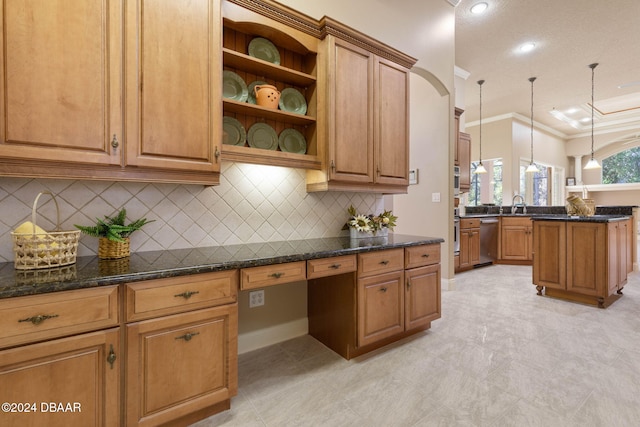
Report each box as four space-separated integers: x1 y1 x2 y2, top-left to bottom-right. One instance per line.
453 216 460 255
453 166 460 197
478 217 498 266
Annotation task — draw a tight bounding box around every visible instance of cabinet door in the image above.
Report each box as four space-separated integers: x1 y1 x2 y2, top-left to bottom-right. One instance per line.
459 229 471 269
533 221 566 290
405 265 440 331
458 132 471 191
567 223 606 297
357 271 404 347
125 0 221 172
374 57 409 186
470 228 481 265
0 0 122 165
126 304 237 427
327 37 374 184
0 328 120 427
501 225 528 260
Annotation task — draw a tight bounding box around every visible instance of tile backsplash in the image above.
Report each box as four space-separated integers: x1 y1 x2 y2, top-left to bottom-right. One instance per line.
0 163 381 262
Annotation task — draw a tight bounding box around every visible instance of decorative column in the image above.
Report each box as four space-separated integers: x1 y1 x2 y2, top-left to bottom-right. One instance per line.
573 155 583 184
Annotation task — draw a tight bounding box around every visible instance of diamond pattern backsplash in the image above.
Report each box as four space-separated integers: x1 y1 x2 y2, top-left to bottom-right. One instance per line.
0 163 382 262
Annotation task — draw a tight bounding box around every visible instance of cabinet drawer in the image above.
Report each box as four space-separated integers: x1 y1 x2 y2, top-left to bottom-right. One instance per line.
125 270 238 322
241 261 306 290
307 255 357 279
0 286 119 349
405 244 441 269
461 218 480 229
357 249 404 278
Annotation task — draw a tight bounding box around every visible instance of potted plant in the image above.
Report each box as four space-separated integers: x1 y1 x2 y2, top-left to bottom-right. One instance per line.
75 208 154 259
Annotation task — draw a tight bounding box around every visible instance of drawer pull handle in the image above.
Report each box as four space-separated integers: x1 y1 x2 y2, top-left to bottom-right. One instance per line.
270 272 284 279
421 254 430 258
175 290 200 299
330 263 341 269
19 314 59 325
380 260 389 265
175 332 200 342
107 344 117 369
380 287 388 292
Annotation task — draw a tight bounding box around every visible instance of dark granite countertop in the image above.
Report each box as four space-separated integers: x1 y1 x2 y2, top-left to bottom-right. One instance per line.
529 214 631 222
0 234 444 300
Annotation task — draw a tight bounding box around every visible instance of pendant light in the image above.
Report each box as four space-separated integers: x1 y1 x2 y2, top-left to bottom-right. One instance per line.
525 77 539 173
474 79 487 174
584 63 602 170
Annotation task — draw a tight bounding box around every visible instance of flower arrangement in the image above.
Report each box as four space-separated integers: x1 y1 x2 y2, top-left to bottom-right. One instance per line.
345 205 397 235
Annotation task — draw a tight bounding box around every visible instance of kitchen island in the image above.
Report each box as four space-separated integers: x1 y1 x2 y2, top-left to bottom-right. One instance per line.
531 215 632 308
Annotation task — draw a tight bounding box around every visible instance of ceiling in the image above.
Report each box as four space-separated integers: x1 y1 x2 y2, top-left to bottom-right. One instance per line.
455 0 640 139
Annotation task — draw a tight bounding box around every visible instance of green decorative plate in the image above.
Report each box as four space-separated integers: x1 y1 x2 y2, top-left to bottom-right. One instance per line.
247 80 267 104
247 123 278 150
222 116 246 146
222 70 248 102
278 128 307 154
248 37 281 65
278 88 307 115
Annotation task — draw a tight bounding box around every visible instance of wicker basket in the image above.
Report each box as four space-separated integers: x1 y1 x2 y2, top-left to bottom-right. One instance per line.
98 237 130 259
11 192 80 270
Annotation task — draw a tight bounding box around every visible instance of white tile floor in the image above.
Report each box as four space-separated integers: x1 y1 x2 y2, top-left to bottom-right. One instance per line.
193 264 640 427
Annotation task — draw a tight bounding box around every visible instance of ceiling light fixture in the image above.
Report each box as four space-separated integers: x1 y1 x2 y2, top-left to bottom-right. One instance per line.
475 79 487 174
470 2 488 14
519 42 536 53
526 77 539 173
584 63 602 170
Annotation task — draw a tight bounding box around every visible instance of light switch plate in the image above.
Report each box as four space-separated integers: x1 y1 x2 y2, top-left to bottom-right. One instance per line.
409 169 418 185
432 192 441 202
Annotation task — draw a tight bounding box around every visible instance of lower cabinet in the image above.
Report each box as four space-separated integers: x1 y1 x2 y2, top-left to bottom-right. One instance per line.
500 216 533 263
533 219 630 308
124 271 238 427
126 304 237 427
309 244 441 359
458 218 480 271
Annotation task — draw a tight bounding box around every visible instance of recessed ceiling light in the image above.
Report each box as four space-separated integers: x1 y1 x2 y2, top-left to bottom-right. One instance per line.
618 81 640 89
519 42 536 53
470 2 488 14
566 108 578 114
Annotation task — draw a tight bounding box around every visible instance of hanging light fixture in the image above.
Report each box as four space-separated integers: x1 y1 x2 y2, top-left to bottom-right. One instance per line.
584 63 602 170
525 77 539 173
474 79 487 174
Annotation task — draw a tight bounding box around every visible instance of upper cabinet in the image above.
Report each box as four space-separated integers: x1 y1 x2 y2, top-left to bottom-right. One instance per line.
307 18 415 193
220 0 321 170
0 0 222 185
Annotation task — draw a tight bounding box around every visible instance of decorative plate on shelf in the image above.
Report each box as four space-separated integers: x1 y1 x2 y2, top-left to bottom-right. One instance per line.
278 128 307 154
222 116 246 146
222 70 248 102
278 88 307 115
247 123 278 150
247 80 267 104
248 37 281 65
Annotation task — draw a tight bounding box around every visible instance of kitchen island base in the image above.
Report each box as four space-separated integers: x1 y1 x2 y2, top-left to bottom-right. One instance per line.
537 285 623 308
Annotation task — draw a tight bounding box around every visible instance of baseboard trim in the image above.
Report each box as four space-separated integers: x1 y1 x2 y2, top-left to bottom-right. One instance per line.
238 318 308 354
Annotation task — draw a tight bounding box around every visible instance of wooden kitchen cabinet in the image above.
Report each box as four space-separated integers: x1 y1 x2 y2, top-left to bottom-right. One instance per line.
500 216 533 263
458 218 480 271
125 271 238 426
458 132 471 192
308 245 441 359
220 0 321 170
454 108 463 166
0 286 121 427
0 0 223 185
306 19 416 194
533 219 630 308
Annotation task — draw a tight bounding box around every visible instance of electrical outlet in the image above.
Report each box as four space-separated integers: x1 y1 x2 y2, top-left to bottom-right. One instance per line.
249 290 265 308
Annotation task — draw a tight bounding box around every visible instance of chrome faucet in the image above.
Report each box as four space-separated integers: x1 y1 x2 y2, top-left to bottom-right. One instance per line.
511 194 526 214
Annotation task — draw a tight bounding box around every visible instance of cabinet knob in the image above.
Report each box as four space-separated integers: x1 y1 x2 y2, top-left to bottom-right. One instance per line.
406 279 411 289
380 287 388 292
19 314 59 325
330 160 336 171
175 332 200 342
329 263 341 269
380 260 389 265
110 134 119 148
107 344 117 369
421 254 430 258
215 146 220 163
270 272 284 279
174 290 199 299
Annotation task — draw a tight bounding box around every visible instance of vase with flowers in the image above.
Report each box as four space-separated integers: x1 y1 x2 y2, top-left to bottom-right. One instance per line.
344 205 397 238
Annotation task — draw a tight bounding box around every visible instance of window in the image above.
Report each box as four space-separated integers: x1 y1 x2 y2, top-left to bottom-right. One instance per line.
469 159 502 206
602 146 640 184
519 161 554 206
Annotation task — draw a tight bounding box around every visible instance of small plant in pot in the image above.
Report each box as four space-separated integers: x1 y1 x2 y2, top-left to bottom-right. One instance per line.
75 208 154 259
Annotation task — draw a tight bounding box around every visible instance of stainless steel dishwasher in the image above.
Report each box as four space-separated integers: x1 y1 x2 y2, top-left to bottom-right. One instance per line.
478 217 499 266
